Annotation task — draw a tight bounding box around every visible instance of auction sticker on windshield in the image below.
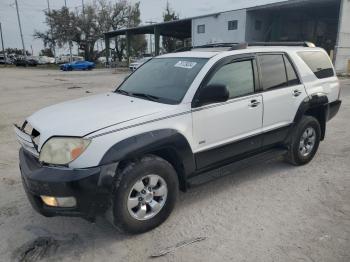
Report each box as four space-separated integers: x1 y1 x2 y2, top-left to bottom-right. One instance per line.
174 61 197 69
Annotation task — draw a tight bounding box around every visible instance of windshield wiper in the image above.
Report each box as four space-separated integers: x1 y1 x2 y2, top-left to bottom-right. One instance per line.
115 89 130 96
131 92 160 102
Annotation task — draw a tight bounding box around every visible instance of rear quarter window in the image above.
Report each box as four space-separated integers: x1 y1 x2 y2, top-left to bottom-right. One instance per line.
298 51 334 79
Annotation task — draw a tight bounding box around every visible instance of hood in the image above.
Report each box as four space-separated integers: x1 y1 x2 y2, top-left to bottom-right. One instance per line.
27 92 171 147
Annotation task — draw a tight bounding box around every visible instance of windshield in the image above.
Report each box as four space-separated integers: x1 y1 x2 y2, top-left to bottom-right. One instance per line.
116 57 208 104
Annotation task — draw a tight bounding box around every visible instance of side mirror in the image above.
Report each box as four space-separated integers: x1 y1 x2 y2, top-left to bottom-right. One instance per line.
195 84 229 107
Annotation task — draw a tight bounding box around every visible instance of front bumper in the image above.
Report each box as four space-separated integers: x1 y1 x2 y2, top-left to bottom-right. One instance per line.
19 148 113 221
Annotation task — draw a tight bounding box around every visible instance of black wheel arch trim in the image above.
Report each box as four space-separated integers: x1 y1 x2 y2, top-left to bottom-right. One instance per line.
99 129 196 190
292 93 330 141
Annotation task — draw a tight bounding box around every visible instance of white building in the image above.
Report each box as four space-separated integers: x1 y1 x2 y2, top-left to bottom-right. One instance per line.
105 0 350 73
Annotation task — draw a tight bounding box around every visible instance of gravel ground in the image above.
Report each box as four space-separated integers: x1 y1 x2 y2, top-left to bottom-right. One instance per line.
0 68 349 262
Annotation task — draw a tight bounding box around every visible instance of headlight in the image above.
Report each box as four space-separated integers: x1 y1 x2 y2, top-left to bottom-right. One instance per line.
39 137 91 165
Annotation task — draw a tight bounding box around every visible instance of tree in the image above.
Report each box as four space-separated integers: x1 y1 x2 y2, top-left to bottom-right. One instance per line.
34 1 146 62
3 48 30 56
39 48 54 57
162 2 179 53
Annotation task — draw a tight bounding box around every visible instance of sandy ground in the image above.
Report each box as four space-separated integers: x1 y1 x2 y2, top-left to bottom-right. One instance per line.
0 67 349 262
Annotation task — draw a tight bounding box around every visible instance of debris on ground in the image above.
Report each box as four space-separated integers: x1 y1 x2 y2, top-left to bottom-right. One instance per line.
67 86 82 89
150 237 207 258
14 237 59 262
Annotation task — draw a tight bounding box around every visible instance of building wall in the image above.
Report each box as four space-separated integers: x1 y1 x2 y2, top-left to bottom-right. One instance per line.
192 9 247 46
335 0 350 73
245 12 270 42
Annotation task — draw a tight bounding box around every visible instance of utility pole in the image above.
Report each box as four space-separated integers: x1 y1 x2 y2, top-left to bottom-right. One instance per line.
0 22 6 64
81 0 85 13
64 0 73 62
47 0 56 59
14 0 27 60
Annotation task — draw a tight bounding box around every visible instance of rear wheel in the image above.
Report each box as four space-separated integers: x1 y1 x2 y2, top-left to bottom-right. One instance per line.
111 155 178 234
285 116 321 165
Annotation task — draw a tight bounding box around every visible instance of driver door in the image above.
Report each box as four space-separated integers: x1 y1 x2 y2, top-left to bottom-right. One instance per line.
192 56 263 169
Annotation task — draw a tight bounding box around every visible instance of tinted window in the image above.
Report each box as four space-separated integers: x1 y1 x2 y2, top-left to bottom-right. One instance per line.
228 20 238 30
197 24 205 34
298 51 334 79
207 60 254 99
118 58 208 104
283 55 300 86
259 55 288 90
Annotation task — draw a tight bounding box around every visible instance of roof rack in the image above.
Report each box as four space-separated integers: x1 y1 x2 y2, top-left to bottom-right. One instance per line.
173 43 248 52
172 41 315 53
192 43 248 50
248 41 315 47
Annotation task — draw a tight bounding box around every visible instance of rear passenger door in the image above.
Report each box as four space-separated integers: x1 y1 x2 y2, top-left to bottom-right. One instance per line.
258 53 307 145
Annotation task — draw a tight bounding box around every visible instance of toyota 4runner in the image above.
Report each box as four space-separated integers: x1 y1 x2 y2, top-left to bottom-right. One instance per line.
15 42 341 234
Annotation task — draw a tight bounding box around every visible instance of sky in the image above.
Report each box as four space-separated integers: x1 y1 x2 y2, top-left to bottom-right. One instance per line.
0 0 284 56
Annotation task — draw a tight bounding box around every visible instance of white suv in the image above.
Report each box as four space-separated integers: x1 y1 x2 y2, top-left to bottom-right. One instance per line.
15 42 341 234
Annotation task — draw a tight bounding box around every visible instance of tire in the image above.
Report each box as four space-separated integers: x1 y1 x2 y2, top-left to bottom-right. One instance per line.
68 66 73 71
285 116 321 166
111 155 179 234
87 66 92 70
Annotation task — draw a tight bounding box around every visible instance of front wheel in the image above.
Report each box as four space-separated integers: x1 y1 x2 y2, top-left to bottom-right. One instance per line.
111 155 179 234
285 116 321 165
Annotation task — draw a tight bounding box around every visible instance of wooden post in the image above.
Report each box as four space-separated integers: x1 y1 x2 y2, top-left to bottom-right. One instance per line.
154 26 160 56
126 32 131 66
105 36 110 66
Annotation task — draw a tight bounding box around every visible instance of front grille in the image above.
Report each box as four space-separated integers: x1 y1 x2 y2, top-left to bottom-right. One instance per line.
14 121 40 157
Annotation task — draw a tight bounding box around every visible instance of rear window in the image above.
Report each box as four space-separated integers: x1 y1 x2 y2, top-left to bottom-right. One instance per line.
298 51 334 79
259 54 288 91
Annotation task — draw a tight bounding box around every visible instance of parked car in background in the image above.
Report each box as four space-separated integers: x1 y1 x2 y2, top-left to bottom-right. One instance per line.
14 57 38 67
56 55 84 64
0 55 12 64
60 60 96 71
37 56 55 64
129 57 152 71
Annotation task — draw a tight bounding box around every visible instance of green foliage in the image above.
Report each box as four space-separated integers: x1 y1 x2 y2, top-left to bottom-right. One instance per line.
34 0 146 61
39 48 54 57
162 2 179 53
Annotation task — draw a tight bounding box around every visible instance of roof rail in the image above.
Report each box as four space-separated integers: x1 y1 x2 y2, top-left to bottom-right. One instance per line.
192 42 248 50
172 43 248 53
248 41 316 47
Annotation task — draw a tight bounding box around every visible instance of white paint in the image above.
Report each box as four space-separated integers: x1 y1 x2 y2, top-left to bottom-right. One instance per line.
192 9 247 46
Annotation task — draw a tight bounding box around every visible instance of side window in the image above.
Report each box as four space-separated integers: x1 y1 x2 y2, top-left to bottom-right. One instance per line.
298 51 334 79
259 54 288 90
197 24 205 34
283 55 300 86
207 60 255 99
228 20 238 30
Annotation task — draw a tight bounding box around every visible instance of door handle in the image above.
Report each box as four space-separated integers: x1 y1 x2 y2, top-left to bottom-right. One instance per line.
249 99 260 108
293 90 302 97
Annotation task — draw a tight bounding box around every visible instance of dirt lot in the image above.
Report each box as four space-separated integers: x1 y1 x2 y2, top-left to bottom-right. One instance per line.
0 68 349 262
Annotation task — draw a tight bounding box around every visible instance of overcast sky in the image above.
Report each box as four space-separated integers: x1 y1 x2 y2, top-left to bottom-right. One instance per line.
0 0 283 55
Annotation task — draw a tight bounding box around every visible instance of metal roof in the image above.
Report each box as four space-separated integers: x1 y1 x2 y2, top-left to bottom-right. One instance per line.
104 18 192 39
104 0 339 38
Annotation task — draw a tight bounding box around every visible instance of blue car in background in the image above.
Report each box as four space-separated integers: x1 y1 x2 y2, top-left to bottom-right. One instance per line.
60 60 95 71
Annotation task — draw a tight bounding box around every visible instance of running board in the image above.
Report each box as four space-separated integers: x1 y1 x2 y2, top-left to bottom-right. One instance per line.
187 148 287 188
